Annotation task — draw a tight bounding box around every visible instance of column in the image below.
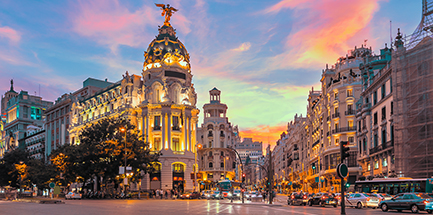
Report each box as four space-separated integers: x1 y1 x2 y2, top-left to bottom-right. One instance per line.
184 112 188 151
161 161 173 190
167 112 171 150
188 117 192 152
215 126 220 148
162 112 166 150
142 173 150 191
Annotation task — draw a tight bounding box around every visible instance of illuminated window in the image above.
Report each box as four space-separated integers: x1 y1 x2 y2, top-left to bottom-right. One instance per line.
154 116 161 130
173 163 184 173
383 158 388 167
347 89 353 97
172 138 181 151
368 164 371 171
374 160 379 169
153 137 162 151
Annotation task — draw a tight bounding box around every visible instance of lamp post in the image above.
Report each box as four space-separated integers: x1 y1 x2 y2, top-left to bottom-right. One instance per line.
194 143 202 192
223 156 229 180
120 126 127 194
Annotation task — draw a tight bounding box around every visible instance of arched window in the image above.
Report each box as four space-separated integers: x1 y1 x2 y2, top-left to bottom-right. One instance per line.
221 151 224 157
209 162 213 168
220 124 225 130
208 131 213 137
207 124 213 130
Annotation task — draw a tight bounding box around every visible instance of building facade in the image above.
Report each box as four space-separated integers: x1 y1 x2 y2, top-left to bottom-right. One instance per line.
69 20 199 192
356 45 394 179
197 88 237 185
23 125 45 160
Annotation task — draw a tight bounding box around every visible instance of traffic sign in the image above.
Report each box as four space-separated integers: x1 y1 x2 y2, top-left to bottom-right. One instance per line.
49 182 55 189
337 163 349 179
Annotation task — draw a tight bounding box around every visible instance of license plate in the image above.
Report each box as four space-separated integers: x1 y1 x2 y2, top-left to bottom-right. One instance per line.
329 201 335 204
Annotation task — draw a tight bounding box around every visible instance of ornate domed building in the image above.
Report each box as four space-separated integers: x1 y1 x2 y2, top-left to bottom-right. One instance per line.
69 5 199 192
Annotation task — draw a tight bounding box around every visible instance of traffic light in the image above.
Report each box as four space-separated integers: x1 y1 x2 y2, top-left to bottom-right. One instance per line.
242 173 246 183
345 182 350 188
340 141 350 162
312 163 316 170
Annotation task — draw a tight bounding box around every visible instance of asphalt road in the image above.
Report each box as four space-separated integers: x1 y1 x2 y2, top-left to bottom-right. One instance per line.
1 198 431 215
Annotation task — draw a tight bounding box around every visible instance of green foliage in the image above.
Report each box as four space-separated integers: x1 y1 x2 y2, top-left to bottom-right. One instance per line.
50 117 160 186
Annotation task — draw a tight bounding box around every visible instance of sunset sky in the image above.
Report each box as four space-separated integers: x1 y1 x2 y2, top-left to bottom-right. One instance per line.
0 0 422 150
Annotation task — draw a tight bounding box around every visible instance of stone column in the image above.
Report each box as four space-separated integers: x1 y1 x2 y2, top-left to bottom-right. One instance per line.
142 173 150 191
215 126 220 148
188 117 192 152
184 160 194 191
184 111 188 151
161 160 173 190
162 112 166 150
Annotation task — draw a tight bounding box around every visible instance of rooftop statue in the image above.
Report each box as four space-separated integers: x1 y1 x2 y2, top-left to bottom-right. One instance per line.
155 3 178 26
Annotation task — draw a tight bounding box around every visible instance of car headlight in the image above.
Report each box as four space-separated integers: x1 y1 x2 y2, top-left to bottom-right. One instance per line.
186 195 190 197
228 193 232 197
207 194 210 197
216 194 219 197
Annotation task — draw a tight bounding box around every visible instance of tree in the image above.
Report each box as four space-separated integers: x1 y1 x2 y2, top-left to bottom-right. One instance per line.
26 159 56 190
0 148 30 188
51 117 160 190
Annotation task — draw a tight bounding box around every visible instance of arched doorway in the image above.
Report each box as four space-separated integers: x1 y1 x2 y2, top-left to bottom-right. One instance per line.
172 163 185 192
150 162 161 190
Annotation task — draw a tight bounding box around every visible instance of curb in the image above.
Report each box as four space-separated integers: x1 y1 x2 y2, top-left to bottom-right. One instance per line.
221 202 283 207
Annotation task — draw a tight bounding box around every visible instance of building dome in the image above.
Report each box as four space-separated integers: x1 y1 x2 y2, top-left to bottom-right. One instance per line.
143 25 190 71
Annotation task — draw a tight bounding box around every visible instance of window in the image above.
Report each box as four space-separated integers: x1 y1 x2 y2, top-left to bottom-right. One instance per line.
172 116 179 130
382 84 386 99
391 102 394 115
209 151 212 156
382 129 387 145
374 134 378 148
383 158 388 167
382 106 386 120
363 138 367 152
209 162 213 168
373 91 377 105
220 162 224 168
390 78 392 92
154 116 161 130
348 136 354 143
374 112 378 125
172 138 181 151
374 160 379 169
153 137 162 151
347 89 353 97
334 91 338 99
367 164 371 171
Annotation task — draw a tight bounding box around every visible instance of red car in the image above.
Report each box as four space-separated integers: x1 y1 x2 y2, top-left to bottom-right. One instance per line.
180 192 201 199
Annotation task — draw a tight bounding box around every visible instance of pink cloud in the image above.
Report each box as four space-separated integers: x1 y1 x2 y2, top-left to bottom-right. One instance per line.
70 1 192 52
0 26 21 44
264 0 383 69
240 124 287 154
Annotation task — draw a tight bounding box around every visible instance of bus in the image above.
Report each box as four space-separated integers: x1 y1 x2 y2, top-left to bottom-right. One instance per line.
354 178 433 195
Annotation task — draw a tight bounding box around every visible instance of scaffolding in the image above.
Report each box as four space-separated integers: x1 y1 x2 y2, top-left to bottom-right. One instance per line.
392 0 433 178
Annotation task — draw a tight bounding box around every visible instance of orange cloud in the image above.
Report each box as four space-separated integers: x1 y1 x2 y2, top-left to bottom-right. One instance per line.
0 26 21 44
264 0 382 69
240 124 287 154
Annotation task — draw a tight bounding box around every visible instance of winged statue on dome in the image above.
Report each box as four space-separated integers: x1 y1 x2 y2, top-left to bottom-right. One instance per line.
155 3 178 26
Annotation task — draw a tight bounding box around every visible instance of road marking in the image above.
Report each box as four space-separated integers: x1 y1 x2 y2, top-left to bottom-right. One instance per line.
270 207 317 215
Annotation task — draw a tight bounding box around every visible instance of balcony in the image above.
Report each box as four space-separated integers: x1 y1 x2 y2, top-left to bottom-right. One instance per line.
312 139 320 148
345 109 355 116
332 126 357 134
332 112 340 119
369 140 394 155
172 126 180 131
153 125 161 131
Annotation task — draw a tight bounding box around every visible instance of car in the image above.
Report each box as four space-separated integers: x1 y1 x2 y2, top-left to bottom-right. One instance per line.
346 193 379 209
65 192 82 200
308 193 337 207
246 191 260 201
380 193 433 213
180 192 201 199
288 192 308 206
232 190 241 200
210 191 222 199
370 193 392 201
202 190 212 199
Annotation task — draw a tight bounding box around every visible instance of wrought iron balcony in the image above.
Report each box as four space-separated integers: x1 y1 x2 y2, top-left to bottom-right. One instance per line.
332 112 340 119
345 109 355 115
332 126 357 134
369 140 393 155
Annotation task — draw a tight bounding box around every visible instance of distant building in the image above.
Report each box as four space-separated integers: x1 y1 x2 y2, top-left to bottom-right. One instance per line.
3 87 53 152
23 125 45 160
44 78 113 159
235 138 263 165
197 88 238 185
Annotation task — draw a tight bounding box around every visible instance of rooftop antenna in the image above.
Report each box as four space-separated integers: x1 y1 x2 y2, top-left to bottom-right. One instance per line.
390 20 393 48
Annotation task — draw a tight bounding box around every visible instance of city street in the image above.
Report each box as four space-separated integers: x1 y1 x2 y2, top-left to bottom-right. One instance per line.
1 198 428 215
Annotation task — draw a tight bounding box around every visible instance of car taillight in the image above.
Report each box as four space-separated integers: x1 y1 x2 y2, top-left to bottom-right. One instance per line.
303 195 307 199
424 200 429 204
322 196 326 199
366 197 370 201
291 195 295 199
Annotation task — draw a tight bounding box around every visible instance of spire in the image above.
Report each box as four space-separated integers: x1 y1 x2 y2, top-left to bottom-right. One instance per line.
10 79 15 92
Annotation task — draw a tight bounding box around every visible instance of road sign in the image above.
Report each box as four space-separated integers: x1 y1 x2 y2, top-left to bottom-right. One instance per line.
49 182 55 189
337 163 349 179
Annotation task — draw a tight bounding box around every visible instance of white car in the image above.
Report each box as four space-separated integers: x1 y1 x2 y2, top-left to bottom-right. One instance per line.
346 193 379 209
65 192 82 200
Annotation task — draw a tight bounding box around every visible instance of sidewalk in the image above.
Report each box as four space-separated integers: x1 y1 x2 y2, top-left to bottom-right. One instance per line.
3 197 65 204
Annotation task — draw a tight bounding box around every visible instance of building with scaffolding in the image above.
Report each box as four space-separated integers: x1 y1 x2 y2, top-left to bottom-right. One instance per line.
392 0 433 178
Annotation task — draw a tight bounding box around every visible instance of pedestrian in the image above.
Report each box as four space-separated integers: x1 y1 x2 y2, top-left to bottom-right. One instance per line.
156 189 160 199
160 189 164 199
165 189 168 199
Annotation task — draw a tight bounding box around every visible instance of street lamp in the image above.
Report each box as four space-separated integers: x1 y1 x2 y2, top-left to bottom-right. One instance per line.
120 126 127 194
194 143 202 192
223 156 229 180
